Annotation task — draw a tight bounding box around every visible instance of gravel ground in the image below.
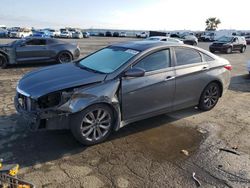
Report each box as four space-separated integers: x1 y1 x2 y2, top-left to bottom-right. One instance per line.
0 37 250 188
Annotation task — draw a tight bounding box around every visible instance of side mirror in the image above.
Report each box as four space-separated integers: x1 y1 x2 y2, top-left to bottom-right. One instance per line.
124 67 145 77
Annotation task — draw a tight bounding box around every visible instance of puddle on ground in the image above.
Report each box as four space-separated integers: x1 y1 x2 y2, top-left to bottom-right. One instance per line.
124 115 205 162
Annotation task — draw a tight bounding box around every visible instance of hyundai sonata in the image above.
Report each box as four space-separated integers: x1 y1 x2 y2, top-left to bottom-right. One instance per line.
15 41 231 145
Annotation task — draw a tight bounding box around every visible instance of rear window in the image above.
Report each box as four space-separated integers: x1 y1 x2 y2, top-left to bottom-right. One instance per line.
201 53 215 62
175 47 202 66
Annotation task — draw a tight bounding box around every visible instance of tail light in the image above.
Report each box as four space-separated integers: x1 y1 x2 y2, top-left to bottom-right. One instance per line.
224 65 232 71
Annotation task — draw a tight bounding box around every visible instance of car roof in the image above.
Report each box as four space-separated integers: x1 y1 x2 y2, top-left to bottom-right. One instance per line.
111 40 181 51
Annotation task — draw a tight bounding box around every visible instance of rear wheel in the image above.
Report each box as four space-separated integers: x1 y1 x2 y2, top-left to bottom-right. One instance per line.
240 46 246 53
57 51 73 63
198 82 221 111
0 55 8 69
70 104 114 145
226 47 232 54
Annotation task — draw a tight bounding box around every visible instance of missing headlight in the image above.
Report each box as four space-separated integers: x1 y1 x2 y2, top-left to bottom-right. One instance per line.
38 92 62 109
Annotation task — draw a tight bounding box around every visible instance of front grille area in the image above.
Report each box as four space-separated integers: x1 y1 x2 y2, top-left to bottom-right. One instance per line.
212 43 223 47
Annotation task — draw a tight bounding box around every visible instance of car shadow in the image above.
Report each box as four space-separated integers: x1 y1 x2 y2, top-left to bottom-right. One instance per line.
229 74 250 92
0 107 204 168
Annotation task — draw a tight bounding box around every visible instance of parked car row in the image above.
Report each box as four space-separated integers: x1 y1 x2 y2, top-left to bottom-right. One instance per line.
96 31 127 37
0 27 91 39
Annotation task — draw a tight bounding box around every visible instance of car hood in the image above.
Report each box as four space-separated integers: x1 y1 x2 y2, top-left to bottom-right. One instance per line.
17 63 107 99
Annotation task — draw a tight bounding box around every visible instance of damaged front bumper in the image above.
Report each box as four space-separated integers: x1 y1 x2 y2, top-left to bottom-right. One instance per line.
14 95 70 131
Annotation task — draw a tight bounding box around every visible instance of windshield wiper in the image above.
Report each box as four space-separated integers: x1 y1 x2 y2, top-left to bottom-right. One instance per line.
76 62 105 74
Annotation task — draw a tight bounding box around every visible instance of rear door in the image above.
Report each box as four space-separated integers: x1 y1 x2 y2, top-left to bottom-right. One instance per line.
172 47 210 110
232 37 241 50
16 39 50 62
121 48 176 121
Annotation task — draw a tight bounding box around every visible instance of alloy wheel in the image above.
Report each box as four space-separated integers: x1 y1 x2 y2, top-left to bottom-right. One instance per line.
203 85 219 108
80 108 112 141
59 52 72 63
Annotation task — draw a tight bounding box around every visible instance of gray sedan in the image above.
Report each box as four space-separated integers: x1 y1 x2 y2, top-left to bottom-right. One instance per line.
0 37 80 68
15 41 231 145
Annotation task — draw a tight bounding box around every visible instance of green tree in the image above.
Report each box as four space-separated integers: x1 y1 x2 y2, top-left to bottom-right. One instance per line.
205 17 221 31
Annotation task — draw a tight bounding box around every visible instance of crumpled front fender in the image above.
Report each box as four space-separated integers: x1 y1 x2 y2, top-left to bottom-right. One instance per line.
59 79 122 130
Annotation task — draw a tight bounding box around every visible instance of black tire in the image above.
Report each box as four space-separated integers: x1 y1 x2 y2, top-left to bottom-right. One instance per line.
210 49 215 53
226 47 232 54
70 104 114 145
198 82 221 111
0 54 8 69
240 46 246 53
57 51 73 64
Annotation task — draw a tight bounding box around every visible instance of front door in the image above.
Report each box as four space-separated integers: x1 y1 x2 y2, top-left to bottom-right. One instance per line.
121 49 175 121
16 38 49 62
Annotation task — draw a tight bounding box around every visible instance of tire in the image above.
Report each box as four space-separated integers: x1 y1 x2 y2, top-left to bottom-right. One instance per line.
226 47 232 54
70 104 114 145
240 46 246 53
57 51 73 63
0 54 8 69
209 49 215 53
198 82 221 111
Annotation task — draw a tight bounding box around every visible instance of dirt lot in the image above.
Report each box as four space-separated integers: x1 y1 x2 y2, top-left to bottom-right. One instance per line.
0 37 250 187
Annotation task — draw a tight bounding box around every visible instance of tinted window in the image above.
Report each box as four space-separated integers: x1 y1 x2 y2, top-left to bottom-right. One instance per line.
134 49 170 72
175 48 202 66
202 53 214 62
26 39 46 45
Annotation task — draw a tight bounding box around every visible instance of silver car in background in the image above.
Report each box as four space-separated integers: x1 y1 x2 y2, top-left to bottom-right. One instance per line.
146 36 184 44
15 41 231 145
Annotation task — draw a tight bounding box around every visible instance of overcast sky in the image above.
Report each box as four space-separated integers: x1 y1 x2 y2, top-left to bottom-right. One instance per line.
0 0 249 30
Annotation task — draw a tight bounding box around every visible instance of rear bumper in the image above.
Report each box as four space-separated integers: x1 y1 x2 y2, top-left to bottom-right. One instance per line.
73 48 81 59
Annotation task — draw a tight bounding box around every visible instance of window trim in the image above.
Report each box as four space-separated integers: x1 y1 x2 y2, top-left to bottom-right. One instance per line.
200 52 215 62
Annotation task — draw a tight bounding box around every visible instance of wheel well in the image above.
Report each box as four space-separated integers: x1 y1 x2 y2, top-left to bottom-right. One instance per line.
57 50 73 58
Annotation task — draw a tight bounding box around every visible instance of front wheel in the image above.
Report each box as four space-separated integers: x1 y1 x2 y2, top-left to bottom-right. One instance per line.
198 82 221 111
57 51 73 63
70 104 114 145
0 55 8 69
240 46 246 53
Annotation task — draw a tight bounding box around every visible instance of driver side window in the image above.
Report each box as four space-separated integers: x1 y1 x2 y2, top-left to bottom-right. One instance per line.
134 49 170 72
26 39 46 46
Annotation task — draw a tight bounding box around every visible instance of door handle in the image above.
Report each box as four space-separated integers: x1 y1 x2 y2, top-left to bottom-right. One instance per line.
165 76 175 81
202 66 209 71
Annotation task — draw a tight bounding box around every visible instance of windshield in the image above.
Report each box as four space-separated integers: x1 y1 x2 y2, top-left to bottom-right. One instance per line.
217 36 233 42
79 47 139 73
